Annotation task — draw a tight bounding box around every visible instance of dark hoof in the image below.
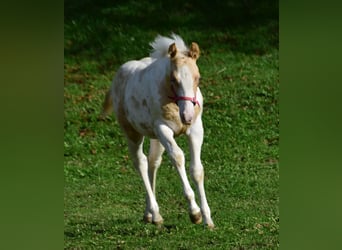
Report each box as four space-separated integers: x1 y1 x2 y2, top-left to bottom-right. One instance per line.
190 212 202 224
143 215 152 224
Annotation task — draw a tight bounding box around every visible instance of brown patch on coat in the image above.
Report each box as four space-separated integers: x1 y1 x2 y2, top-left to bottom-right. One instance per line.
168 43 177 58
162 102 189 136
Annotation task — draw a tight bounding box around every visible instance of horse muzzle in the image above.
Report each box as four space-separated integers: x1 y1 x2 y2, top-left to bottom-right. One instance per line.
181 106 194 125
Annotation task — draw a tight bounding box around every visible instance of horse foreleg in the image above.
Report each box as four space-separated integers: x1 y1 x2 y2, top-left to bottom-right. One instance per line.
156 123 201 224
127 138 163 225
188 119 215 229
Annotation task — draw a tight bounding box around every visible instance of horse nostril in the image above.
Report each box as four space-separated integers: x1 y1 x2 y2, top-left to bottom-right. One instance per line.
182 113 193 125
182 119 192 125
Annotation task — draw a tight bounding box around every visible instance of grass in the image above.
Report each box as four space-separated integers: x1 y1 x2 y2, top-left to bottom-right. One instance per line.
64 1 279 249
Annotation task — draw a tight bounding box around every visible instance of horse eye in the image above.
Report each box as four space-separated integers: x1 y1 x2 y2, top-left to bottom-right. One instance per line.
170 76 178 84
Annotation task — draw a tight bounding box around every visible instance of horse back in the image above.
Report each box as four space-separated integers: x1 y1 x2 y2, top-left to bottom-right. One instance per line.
111 58 159 139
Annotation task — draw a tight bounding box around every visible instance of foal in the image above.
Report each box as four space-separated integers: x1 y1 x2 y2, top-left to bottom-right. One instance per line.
102 34 214 228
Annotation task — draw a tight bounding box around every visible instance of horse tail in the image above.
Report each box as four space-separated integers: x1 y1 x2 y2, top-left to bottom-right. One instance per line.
100 88 113 119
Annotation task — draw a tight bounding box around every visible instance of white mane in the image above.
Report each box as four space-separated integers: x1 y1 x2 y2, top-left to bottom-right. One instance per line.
149 34 188 58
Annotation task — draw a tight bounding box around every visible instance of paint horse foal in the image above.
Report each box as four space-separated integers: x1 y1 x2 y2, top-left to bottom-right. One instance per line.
103 34 214 228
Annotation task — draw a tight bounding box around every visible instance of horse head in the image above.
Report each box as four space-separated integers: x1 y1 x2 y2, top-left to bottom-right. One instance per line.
167 42 201 125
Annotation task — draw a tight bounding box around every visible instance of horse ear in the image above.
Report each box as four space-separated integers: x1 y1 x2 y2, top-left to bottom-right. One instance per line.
189 42 200 60
168 43 177 58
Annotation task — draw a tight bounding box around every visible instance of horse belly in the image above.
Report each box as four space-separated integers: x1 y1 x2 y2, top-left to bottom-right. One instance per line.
125 102 156 138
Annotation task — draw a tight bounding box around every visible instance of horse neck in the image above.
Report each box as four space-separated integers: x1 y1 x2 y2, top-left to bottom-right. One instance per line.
152 56 170 73
146 57 171 85
141 57 172 101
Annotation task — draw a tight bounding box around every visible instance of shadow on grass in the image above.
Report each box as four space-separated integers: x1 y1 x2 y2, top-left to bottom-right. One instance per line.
64 216 180 241
65 0 277 28
65 0 278 67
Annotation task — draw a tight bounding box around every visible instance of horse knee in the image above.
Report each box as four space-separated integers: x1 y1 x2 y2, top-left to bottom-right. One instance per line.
132 153 148 172
148 155 162 169
171 149 184 168
191 165 204 183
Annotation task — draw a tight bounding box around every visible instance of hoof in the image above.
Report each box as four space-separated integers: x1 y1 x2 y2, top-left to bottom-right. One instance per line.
152 219 164 226
206 222 215 230
151 213 164 226
143 215 152 224
189 212 202 224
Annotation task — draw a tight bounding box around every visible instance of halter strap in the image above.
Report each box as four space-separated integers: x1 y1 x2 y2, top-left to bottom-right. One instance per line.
168 85 200 107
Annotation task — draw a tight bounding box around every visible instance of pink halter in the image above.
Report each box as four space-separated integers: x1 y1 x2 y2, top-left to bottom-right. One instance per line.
168 84 200 107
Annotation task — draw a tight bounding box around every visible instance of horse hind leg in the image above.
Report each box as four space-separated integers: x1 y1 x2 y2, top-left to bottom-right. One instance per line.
144 139 165 223
126 136 163 225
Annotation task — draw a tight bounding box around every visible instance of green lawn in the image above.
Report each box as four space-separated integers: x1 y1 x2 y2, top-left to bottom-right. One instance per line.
64 1 279 249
